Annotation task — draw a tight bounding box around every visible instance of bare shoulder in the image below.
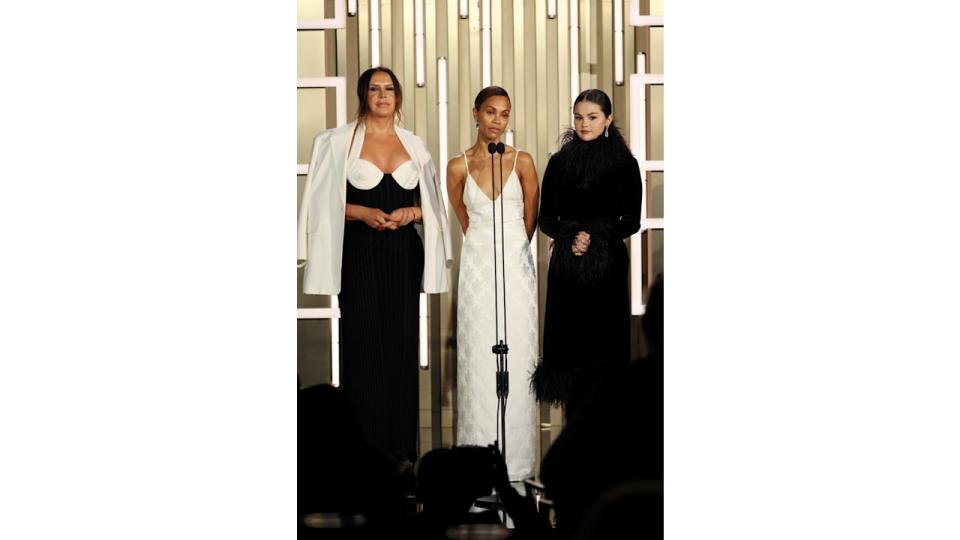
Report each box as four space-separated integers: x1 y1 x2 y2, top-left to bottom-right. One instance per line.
514 150 539 181
446 154 466 180
515 149 537 169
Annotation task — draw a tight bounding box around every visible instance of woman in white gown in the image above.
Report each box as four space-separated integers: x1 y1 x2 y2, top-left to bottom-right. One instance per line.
446 87 540 481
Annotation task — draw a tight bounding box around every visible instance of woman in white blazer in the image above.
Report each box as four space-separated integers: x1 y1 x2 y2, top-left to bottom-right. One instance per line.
298 67 452 461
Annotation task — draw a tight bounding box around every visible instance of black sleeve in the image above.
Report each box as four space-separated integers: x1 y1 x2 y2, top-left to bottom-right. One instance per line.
585 155 643 240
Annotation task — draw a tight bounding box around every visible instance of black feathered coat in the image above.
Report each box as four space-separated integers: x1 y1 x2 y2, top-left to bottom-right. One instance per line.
532 137 643 415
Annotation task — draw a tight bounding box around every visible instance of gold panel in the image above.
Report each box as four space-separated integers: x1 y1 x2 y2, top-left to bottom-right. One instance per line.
298 32 328 78
647 171 664 219
297 88 334 163
297 0 326 20
650 0 664 16
649 26 664 75
297 318 332 387
648 84 663 160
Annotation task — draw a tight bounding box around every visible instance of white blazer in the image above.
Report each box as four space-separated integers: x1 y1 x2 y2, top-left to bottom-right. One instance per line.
297 121 453 295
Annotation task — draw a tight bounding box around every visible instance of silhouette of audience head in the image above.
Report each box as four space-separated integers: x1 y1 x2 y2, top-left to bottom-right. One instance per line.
417 445 496 519
299 384 406 536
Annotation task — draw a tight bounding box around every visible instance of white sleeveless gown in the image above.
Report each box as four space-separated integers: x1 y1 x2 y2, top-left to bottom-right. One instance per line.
456 152 538 481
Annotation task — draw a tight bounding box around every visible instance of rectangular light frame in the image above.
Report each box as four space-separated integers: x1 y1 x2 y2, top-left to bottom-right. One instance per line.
296 76 347 386
628 52 666 315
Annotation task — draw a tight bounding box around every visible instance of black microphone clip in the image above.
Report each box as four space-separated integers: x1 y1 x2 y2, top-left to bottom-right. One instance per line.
495 142 505 155
487 142 497 155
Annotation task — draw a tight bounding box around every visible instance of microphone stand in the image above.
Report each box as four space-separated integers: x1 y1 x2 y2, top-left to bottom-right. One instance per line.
486 142 510 475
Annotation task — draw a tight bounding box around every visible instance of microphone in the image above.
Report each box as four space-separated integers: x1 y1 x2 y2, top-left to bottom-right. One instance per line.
495 142 505 154
487 142 497 154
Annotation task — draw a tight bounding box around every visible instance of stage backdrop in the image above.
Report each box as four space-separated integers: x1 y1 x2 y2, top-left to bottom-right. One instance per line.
297 0 663 470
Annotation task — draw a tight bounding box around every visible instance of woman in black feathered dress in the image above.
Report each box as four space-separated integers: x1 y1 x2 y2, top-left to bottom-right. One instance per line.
532 89 643 418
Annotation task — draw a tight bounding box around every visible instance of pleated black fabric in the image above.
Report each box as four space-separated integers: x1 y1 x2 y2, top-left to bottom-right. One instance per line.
339 174 423 462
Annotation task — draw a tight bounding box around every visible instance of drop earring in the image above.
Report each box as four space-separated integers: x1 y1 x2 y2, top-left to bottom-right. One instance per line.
475 121 479 128
604 125 609 138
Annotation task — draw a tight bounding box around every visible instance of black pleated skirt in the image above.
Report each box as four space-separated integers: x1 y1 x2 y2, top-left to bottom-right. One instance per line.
339 174 423 461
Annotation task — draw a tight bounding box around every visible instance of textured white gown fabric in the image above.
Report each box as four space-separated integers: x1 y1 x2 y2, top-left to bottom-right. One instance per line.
456 153 538 481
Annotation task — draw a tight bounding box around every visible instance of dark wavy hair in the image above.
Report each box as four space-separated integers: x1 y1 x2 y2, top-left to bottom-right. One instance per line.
473 86 511 110
559 88 625 147
576 88 612 115
355 66 403 121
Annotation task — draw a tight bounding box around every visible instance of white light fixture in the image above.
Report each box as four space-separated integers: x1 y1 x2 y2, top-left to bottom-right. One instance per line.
438 57 450 216
415 0 425 87
330 298 341 385
614 0 624 85
460 0 469 19
547 0 557 19
569 0 579 107
629 53 646 315
370 0 381 67
482 0 492 87
419 294 429 368
348 0 357 17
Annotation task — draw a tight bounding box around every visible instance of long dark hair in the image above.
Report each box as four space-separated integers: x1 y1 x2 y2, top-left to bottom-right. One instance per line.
559 89 626 147
473 86 511 111
355 66 403 121
556 89 631 185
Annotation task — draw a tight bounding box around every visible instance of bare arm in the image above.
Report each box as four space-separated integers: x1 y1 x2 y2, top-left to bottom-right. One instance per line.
446 157 470 234
516 150 540 241
386 206 421 226
346 203 397 230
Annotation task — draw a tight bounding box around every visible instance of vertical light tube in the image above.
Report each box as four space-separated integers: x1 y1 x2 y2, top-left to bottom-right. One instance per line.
632 53 646 155
330 297 341 386
460 0 469 19
547 0 557 19
614 0 624 85
419 293 429 368
421 56 450 371
569 0 579 107
482 0 492 87
438 57 450 215
348 0 357 17
629 53 647 315
370 0 381 67
415 0 425 87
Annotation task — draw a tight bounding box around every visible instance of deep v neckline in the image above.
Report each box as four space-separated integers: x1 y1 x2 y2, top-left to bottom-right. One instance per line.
464 152 519 203
467 170 517 203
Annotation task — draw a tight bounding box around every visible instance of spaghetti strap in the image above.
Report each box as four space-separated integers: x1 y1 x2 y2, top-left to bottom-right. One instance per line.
509 148 521 178
462 153 470 176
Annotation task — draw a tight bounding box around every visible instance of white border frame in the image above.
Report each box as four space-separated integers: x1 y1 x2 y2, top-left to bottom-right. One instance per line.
628 0 663 27
297 0 347 30
296 77 347 174
296 76 347 386
629 51 665 315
